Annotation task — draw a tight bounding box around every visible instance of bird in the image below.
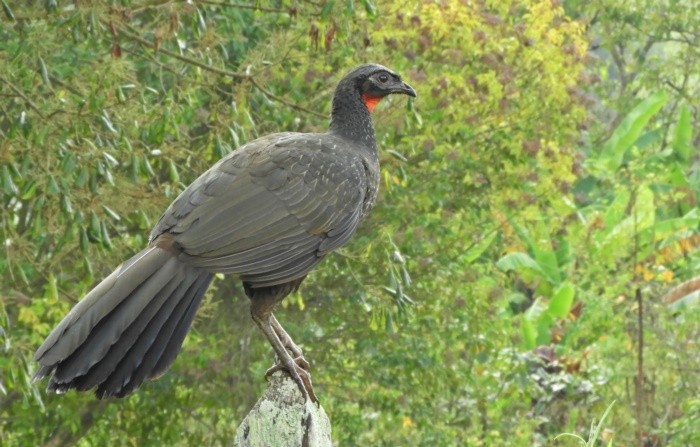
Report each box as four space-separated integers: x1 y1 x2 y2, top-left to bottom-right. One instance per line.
32 63 416 403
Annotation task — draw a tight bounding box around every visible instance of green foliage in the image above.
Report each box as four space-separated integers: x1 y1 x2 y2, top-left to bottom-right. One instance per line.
555 400 616 446
599 91 667 172
2 0 699 446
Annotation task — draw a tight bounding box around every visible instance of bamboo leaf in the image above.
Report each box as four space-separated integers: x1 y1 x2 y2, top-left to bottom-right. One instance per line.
320 0 335 19
360 0 378 17
2 1 15 21
167 160 180 183
20 179 37 200
102 205 121 221
38 57 52 87
46 273 58 302
2 166 18 195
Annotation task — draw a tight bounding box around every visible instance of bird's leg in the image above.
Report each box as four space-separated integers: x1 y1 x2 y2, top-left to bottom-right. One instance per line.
269 314 310 370
250 299 318 403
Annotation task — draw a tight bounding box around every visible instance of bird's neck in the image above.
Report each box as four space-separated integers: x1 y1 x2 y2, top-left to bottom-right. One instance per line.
328 85 377 152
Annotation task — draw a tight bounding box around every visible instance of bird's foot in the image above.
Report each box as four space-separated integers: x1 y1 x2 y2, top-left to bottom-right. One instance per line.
278 336 305 361
270 314 306 361
265 355 318 403
265 355 310 377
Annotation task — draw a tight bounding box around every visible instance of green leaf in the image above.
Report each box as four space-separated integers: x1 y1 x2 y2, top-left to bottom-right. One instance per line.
83 257 93 282
100 220 112 249
320 0 336 19
668 162 689 187
604 189 631 230
604 184 655 244
60 194 73 214
631 184 655 229
496 252 545 277
20 179 37 200
47 175 60 193
555 237 571 269
385 309 394 333
2 165 18 195
360 0 378 17
74 166 88 187
521 318 537 349
102 205 121 221
552 433 586 446
38 57 52 87
88 211 101 241
510 220 535 251
673 104 692 161
101 111 117 133
195 7 206 32
89 172 99 194
167 160 180 183
548 282 575 318
641 209 700 243
46 273 58 302
140 156 155 178
536 313 552 345
463 232 497 264
532 245 561 285
130 154 139 182
116 86 126 103
602 91 667 171
588 401 616 446
1 1 15 21
80 228 89 253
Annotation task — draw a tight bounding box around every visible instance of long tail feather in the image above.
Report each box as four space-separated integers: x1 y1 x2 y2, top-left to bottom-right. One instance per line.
33 247 213 398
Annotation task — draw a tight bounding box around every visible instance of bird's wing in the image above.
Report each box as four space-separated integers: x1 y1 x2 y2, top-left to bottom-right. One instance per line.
150 133 367 287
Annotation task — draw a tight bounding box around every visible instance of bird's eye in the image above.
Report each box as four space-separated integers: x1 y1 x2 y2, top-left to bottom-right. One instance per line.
378 74 389 83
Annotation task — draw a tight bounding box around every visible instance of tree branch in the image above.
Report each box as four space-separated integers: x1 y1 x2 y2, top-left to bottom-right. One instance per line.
661 275 700 305
0 75 46 118
609 42 628 95
111 21 246 79
195 0 291 14
108 21 326 118
248 76 326 118
234 372 332 447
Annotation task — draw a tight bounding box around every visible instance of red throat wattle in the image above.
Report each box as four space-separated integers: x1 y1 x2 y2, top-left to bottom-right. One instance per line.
361 94 382 113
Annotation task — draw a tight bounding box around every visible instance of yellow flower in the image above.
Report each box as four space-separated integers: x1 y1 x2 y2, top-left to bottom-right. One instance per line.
661 270 674 283
402 416 414 428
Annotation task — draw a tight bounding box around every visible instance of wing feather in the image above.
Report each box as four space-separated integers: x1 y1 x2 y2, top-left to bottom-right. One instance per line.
151 132 369 287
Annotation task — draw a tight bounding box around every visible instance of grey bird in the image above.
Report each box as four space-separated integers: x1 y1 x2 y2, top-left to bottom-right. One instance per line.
33 64 416 402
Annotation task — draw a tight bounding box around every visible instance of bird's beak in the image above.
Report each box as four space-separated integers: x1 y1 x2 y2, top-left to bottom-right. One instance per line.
392 81 417 98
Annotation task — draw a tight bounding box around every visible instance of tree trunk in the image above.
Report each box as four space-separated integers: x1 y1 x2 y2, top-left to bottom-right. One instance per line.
234 372 332 447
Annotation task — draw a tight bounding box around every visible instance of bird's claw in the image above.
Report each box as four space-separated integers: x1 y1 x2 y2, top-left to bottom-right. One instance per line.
265 355 310 378
265 356 318 403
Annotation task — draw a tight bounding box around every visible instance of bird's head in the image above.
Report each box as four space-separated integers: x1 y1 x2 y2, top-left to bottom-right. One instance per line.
337 64 416 113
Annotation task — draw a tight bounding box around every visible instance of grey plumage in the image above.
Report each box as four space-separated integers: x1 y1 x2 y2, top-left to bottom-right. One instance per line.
156 133 372 287
33 64 415 399
34 248 213 397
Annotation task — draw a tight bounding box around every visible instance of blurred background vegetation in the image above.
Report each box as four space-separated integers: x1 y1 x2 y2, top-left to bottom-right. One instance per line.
1 0 699 445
